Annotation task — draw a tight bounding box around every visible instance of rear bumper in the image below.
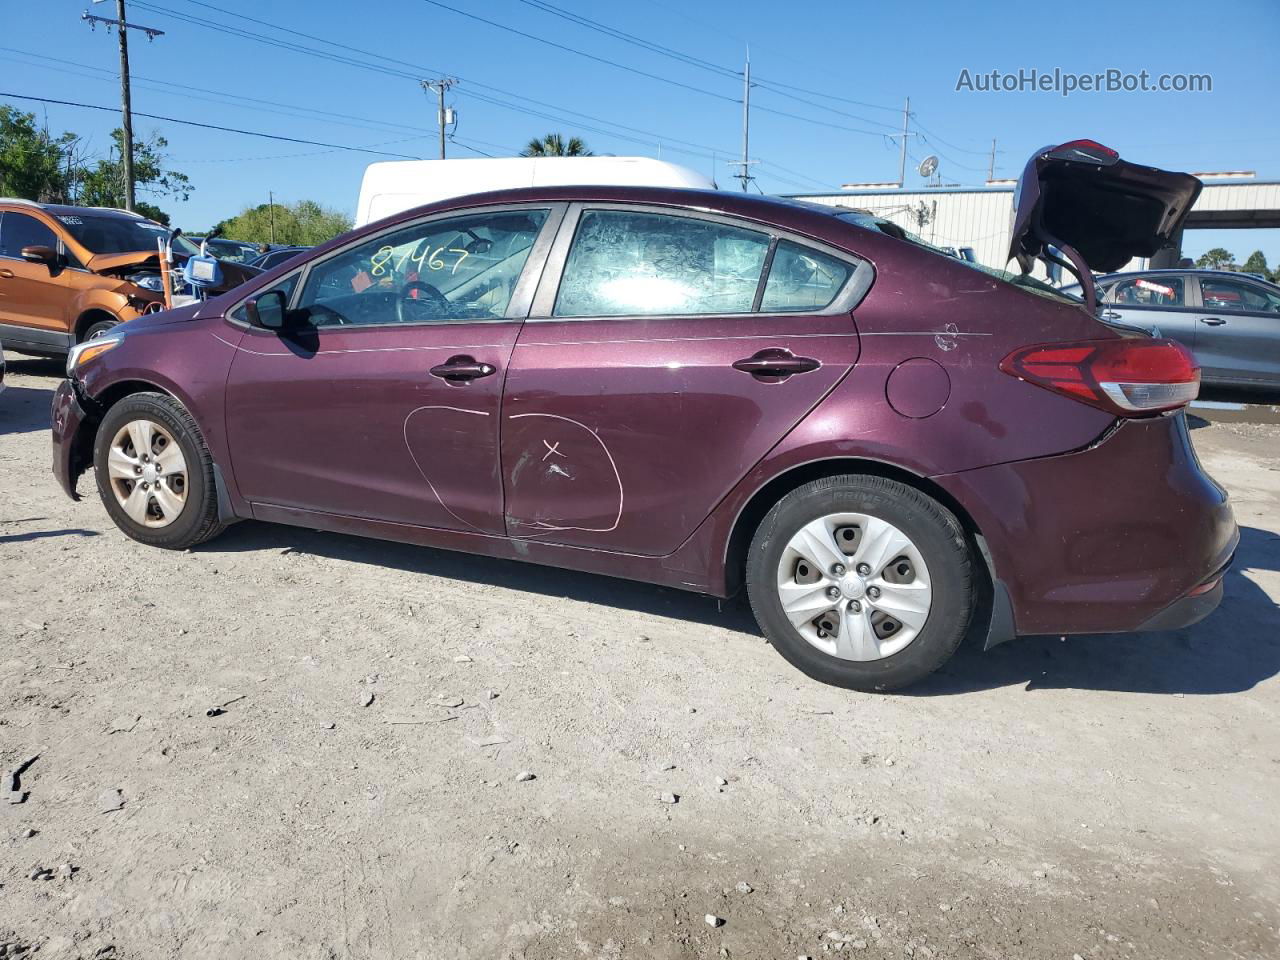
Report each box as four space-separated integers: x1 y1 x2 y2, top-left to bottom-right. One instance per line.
51 378 90 501
935 413 1238 636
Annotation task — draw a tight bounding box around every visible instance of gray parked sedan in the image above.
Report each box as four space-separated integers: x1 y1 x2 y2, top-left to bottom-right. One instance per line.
1065 269 1280 389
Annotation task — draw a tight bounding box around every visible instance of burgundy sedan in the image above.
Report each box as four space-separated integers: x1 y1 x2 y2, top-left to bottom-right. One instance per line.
51 141 1237 690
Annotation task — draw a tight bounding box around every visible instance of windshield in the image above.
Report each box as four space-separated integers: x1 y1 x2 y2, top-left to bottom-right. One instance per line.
834 210 1083 307
52 213 172 255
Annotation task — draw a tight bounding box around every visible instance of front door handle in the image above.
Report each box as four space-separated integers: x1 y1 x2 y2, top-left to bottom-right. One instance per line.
429 354 497 382
0 269 14 279
1199 316 1227 326
1100 310 1121 321
732 348 821 380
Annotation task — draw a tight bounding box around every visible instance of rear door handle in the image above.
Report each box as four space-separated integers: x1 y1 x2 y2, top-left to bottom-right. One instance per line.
1101 310 1121 320
732 348 821 380
429 354 497 382
1199 317 1227 326
0 269 14 279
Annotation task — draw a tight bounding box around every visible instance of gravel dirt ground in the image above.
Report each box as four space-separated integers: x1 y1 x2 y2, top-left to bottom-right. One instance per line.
2 352 1278 960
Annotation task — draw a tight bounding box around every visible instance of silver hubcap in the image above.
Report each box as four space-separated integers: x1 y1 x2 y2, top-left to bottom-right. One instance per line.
107 419 188 528
776 512 932 662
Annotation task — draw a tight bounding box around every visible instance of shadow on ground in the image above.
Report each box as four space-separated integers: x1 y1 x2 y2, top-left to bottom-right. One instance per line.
202 517 1279 698
203 519 762 634
0 355 62 437
912 525 1280 697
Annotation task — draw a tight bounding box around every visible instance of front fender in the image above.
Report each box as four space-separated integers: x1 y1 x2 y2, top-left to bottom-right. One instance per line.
68 285 150 327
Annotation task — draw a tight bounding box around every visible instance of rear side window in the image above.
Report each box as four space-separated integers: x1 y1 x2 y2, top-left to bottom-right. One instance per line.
0 212 58 258
1111 276 1185 307
760 241 851 313
554 210 770 317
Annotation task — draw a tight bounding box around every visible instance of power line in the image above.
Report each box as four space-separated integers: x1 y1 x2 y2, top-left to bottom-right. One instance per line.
511 0 898 131
514 0 739 79
419 0 896 139
133 0 739 164
417 0 740 104
0 49 440 141
911 119 992 156
0 92 424 158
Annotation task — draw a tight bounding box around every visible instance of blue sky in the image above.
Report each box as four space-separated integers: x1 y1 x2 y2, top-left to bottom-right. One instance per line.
4 0 1278 263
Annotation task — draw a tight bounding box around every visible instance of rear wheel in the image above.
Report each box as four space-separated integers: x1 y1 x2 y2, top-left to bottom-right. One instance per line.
93 392 226 549
746 475 974 691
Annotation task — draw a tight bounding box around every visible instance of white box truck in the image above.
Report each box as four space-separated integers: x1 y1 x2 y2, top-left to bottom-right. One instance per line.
355 156 716 227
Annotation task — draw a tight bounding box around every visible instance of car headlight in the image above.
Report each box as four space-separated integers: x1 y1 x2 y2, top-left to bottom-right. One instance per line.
128 272 165 292
66 335 123 377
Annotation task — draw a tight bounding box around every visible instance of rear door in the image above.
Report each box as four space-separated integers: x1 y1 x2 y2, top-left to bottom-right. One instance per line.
1103 273 1198 349
499 204 865 556
225 204 561 533
1191 274 1280 385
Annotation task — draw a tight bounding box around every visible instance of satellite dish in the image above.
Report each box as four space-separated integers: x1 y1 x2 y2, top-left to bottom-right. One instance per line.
918 155 939 178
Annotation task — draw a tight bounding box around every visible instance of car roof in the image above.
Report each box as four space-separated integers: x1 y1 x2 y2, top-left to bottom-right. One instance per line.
7 201 151 221
359 185 874 254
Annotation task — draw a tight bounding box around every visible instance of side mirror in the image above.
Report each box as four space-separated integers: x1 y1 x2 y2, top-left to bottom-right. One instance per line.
245 290 287 330
20 245 59 268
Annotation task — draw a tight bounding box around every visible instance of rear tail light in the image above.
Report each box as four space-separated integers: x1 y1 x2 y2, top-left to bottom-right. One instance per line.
1047 139 1120 164
1000 338 1200 416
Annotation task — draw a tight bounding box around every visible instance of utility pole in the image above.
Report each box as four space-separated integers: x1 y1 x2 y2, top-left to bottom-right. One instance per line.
82 1 164 212
268 190 276 244
987 138 997 182
422 78 457 159
896 97 910 187
735 49 755 192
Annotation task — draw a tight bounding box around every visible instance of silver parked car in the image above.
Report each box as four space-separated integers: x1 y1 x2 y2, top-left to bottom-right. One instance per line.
1065 269 1280 389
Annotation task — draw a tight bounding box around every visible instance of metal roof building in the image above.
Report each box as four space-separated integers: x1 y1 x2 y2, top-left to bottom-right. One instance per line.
786 176 1280 275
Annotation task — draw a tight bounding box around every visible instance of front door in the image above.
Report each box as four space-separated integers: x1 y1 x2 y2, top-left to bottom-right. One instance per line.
225 205 559 533
500 206 863 557
0 211 71 336
1192 274 1280 386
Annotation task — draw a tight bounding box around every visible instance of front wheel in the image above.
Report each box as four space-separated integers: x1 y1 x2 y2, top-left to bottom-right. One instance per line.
93 392 226 549
82 318 119 341
746 475 974 691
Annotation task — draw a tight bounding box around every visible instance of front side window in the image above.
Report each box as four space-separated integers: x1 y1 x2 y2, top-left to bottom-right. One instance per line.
0 212 58 258
554 210 770 317
760 240 851 312
1112 276 1185 308
1200 277 1280 314
297 209 548 327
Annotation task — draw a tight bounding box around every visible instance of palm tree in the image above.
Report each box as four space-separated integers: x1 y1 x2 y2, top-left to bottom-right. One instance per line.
521 133 593 157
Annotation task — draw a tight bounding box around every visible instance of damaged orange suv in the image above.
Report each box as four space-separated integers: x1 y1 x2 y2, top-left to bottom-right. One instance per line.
0 199 256 355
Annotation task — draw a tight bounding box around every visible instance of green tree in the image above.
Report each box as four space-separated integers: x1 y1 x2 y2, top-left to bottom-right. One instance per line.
79 128 192 224
0 106 72 201
1241 250 1269 277
1195 247 1235 270
216 199 352 246
520 133 593 157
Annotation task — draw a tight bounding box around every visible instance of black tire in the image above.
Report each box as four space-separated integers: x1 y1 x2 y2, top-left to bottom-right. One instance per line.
746 475 974 691
81 318 119 341
93 391 226 550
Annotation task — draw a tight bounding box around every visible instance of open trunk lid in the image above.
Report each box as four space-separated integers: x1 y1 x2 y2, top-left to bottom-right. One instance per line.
1010 140 1202 274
